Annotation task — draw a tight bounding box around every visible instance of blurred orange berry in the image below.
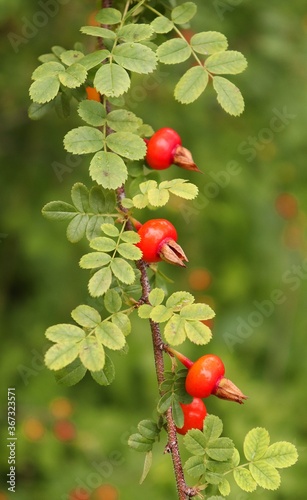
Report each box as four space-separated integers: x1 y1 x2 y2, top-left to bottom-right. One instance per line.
201 318 214 330
50 397 74 419
69 488 90 500
86 86 101 102
53 420 76 441
275 193 298 220
188 268 212 291
23 418 45 441
0 491 9 500
87 11 100 27
91 484 119 500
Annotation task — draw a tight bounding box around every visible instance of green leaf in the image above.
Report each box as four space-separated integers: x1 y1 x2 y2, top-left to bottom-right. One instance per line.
166 179 199 199
101 223 119 237
157 39 191 65
203 415 223 442
132 193 148 209
172 399 184 428
207 460 233 474
66 214 89 243
28 101 53 120
140 451 153 484
233 468 257 493
29 77 60 104
212 76 244 116
207 438 235 461
95 8 122 25
185 320 212 345
86 216 106 240
90 237 116 252
117 242 142 260
128 433 154 452
88 267 112 297
148 187 169 207
151 16 174 34
175 66 209 104
206 51 247 75
263 442 298 468
71 305 101 328
164 315 187 345
52 45 65 57
104 289 122 313
117 24 154 42
138 304 152 319
249 461 280 490
106 131 146 160
60 50 84 66
150 305 173 323
90 354 115 386
79 252 111 269
106 109 141 132
45 324 85 343
157 392 173 414
42 201 77 221
181 303 215 320
112 312 131 336
218 478 231 496
120 231 140 244
78 100 106 126
111 258 135 284
59 63 87 88
113 43 157 74
148 288 165 306
80 26 116 39
79 49 110 70
138 420 159 440
71 182 90 212
64 126 103 154
244 428 270 461
183 429 207 456
94 63 130 97
95 321 126 350
171 2 197 25
89 186 112 213
90 151 128 189
54 358 87 386
32 61 65 80
45 343 80 370
166 291 195 310
184 455 206 478
79 336 105 371
191 31 228 55
231 448 241 467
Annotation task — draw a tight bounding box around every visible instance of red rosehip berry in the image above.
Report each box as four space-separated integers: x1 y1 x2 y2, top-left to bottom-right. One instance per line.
136 219 188 267
185 354 225 399
145 127 200 172
176 398 207 435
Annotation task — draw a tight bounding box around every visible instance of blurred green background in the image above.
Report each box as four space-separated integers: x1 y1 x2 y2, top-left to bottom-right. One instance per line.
1 1 307 499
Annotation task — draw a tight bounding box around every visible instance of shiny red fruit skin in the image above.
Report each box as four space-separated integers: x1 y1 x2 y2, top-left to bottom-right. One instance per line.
176 398 207 435
136 219 177 262
185 354 225 398
146 128 181 170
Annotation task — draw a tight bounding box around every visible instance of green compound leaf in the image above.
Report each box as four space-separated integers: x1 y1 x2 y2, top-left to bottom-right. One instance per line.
157 39 191 64
90 151 128 189
71 182 90 212
183 429 207 456
262 442 298 468
104 289 122 313
88 266 112 297
79 336 105 371
94 63 131 97
166 291 195 310
128 433 154 452
203 415 223 442
106 131 146 160
149 288 165 306
184 455 206 478
249 461 281 490
140 450 153 485
117 24 154 42
77 100 106 126
111 258 135 284
45 324 85 343
151 16 174 34
79 49 110 70
212 76 245 116
42 201 77 221
45 342 80 371
64 126 103 154
150 305 173 323
233 468 257 493
113 43 157 74
244 428 270 461
71 304 101 328
90 237 116 252
95 321 126 350
95 8 122 25
164 315 187 345
101 223 119 237
58 63 87 88
206 51 247 75
218 478 231 497
60 50 84 66
29 76 60 104
120 231 140 244
138 420 160 440
191 31 228 55
206 437 235 461
175 66 209 104
117 242 142 260
138 304 152 319
66 214 89 243
171 2 197 25
80 26 116 40
180 303 215 321
32 61 65 80
106 109 141 132
54 358 87 386
90 354 115 386
79 252 111 269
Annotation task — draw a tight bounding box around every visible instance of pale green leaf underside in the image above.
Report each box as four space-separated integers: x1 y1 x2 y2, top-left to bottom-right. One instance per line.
113 43 157 74
191 31 228 54
151 16 174 34
157 39 191 64
94 63 130 97
64 126 103 154
79 337 105 371
175 66 209 104
90 151 128 190
233 468 257 492
29 77 60 104
206 51 247 75
213 76 245 116
171 2 197 25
